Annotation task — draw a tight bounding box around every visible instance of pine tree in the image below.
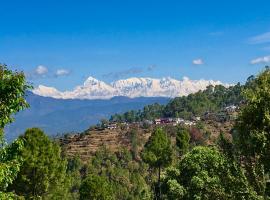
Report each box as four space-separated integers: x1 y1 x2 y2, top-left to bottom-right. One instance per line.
142 128 173 199
175 127 190 156
8 128 69 199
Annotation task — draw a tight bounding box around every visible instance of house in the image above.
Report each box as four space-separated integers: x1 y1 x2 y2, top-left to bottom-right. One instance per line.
143 120 153 125
107 123 117 130
160 118 172 124
154 119 161 124
224 105 238 113
184 120 196 126
154 118 172 124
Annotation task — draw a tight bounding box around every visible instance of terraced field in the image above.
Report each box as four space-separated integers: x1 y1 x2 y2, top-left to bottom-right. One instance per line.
60 127 151 161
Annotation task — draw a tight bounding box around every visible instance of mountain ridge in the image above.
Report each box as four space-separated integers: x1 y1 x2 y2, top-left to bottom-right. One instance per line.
33 76 229 100
5 92 169 141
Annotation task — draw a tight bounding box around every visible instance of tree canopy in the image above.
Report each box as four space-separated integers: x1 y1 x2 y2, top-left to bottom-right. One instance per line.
0 64 31 199
161 146 260 200
8 128 69 199
0 64 31 130
235 68 270 196
142 128 173 199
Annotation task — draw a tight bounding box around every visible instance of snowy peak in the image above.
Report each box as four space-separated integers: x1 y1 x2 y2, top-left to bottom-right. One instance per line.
84 76 105 86
33 85 63 98
33 76 230 99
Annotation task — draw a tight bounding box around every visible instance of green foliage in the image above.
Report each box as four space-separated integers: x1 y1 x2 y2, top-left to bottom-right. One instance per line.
235 68 270 196
142 128 173 169
0 138 24 200
86 147 151 200
175 127 190 156
141 103 165 121
218 132 234 158
110 84 243 123
164 84 243 119
0 64 31 130
162 146 260 200
0 64 31 198
0 139 24 190
3 65 269 200
65 156 83 199
142 128 173 199
130 129 140 159
8 128 69 199
80 175 113 200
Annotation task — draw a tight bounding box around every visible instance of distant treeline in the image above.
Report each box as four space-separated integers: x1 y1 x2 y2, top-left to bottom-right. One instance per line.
110 83 244 123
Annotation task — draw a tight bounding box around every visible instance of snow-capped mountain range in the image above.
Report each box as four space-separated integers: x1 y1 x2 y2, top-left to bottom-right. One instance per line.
33 76 230 99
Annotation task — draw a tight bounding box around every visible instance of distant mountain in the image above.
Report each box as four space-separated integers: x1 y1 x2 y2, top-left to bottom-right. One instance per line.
33 76 229 99
5 92 169 141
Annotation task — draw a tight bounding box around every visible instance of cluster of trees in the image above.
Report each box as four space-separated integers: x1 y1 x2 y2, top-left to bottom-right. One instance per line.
2 64 270 199
110 83 243 123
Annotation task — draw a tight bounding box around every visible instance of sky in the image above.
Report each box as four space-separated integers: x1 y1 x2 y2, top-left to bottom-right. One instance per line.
1 0 270 91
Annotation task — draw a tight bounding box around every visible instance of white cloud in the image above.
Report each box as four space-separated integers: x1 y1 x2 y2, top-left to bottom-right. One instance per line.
35 65 48 75
249 32 270 44
55 69 70 77
250 55 270 64
192 59 204 65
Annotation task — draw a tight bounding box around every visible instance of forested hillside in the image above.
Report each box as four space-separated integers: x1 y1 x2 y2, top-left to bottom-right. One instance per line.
110 82 243 122
2 64 270 199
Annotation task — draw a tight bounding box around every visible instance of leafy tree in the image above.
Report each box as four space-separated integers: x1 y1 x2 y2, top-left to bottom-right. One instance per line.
0 64 31 131
142 128 173 199
161 146 260 200
87 147 151 200
175 127 190 156
0 64 31 198
130 129 139 159
235 68 270 196
66 155 83 199
218 132 234 159
8 128 69 199
0 138 24 199
79 175 114 200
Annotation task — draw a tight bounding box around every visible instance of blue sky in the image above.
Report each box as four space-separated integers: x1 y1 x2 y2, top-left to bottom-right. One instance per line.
1 0 270 90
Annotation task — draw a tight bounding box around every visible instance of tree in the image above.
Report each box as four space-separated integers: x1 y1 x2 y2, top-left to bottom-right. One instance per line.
0 64 31 131
161 146 260 200
87 147 151 200
235 68 270 197
8 128 69 199
130 129 139 159
142 128 173 199
66 155 83 199
0 64 31 198
80 175 114 200
218 132 234 159
0 138 24 199
175 127 190 156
